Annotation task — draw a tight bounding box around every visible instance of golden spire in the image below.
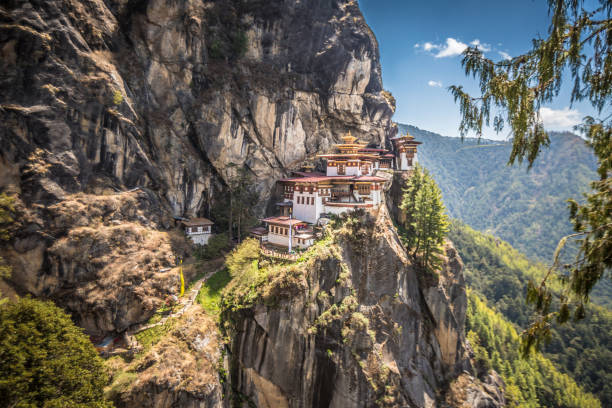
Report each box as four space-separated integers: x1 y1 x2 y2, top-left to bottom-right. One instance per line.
341 130 358 144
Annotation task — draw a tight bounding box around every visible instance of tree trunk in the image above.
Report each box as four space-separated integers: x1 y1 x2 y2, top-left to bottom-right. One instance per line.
229 192 233 245
237 208 242 244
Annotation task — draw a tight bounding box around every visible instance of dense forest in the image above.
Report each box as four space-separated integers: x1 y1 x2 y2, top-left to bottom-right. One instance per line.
400 125 594 259
402 123 612 306
466 291 600 407
450 221 612 406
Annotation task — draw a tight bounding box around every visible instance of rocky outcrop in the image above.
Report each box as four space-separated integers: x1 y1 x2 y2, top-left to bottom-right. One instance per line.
442 372 506 408
108 307 224 408
1 188 189 334
0 0 394 330
224 207 503 407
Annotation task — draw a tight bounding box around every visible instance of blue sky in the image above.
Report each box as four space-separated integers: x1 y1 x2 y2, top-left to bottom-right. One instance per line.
358 0 595 140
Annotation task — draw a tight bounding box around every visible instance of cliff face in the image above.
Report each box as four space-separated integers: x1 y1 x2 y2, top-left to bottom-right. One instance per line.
0 0 394 332
223 207 505 407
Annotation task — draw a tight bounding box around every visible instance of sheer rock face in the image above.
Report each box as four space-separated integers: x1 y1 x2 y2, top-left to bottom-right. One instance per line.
0 0 394 331
227 207 501 408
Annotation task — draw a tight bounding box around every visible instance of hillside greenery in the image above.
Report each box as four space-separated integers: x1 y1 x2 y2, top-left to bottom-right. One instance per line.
448 0 611 348
401 124 597 263
450 220 612 406
399 164 449 271
401 124 611 306
0 297 112 407
467 291 600 408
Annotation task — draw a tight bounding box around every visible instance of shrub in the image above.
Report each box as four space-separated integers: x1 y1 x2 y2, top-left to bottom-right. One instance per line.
112 90 123 106
226 238 260 279
195 232 230 260
232 30 248 57
209 39 225 59
0 297 113 407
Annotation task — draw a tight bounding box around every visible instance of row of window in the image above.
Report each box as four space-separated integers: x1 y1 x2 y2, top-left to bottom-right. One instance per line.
297 196 315 205
328 161 360 167
357 185 371 194
270 225 289 236
188 226 211 233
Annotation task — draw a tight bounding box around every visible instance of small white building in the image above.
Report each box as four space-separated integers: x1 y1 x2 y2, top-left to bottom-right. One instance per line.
182 218 214 246
262 216 314 249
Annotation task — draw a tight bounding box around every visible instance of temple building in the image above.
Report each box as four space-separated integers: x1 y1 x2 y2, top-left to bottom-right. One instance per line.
182 218 214 246
252 130 420 251
261 216 314 249
392 132 422 171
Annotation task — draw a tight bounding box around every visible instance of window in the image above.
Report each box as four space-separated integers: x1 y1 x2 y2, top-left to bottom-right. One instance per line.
358 184 371 195
338 163 345 175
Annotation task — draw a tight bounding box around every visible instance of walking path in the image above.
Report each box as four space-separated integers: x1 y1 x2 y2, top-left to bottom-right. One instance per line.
129 266 223 335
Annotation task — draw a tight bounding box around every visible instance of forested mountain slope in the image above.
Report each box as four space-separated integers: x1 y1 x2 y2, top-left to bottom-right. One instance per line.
449 220 612 406
398 124 597 264
466 291 600 408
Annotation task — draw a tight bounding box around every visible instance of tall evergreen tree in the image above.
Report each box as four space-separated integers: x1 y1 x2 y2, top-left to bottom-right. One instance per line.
449 0 611 352
400 165 449 271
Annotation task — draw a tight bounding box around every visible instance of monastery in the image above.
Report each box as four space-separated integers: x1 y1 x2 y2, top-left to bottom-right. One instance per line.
254 131 421 252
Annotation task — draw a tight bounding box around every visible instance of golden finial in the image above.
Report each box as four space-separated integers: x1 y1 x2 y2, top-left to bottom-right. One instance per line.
341 130 357 144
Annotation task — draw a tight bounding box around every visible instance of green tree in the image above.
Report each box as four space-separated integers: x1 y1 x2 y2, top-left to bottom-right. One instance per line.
0 193 15 299
400 165 449 271
0 297 112 407
221 164 259 245
449 0 611 352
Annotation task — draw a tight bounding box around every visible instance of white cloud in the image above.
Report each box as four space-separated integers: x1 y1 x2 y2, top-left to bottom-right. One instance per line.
470 39 491 52
499 51 512 60
423 42 437 51
417 37 495 58
539 107 582 130
435 38 468 58
428 80 443 88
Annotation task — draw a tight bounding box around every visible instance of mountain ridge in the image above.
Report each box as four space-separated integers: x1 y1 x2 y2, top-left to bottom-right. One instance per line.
399 123 598 263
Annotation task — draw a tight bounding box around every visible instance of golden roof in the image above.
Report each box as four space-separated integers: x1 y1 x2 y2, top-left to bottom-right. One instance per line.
341 130 358 144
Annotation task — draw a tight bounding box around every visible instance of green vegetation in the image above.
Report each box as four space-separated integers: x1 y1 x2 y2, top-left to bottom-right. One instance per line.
449 1 611 352
232 30 248 56
0 297 112 407
214 164 260 245
0 193 15 291
209 39 225 59
402 124 612 306
402 126 595 260
450 220 612 406
111 90 123 106
398 165 449 271
467 291 600 408
134 319 176 352
195 232 231 260
220 236 338 317
196 267 232 314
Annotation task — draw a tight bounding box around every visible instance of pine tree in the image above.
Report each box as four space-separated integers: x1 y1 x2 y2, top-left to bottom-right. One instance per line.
449 1 611 353
400 166 449 271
